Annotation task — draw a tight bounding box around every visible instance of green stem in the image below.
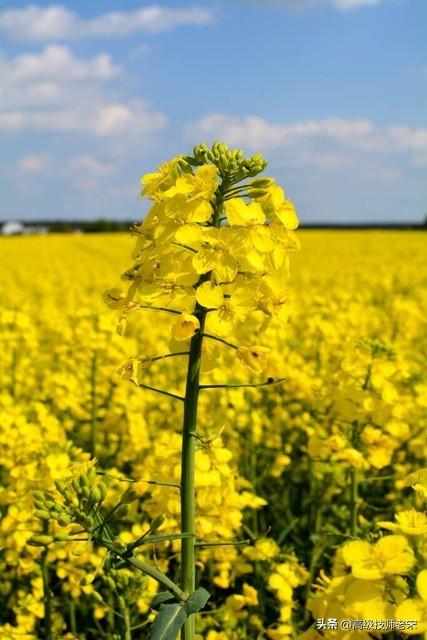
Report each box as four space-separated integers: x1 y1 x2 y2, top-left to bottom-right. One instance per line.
41 525 52 640
180 186 225 640
90 351 97 457
350 467 358 538
180 310 206 639
120 599 132 640
69 600 77 635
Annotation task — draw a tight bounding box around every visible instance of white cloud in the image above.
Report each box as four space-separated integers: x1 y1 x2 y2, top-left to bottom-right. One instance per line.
193 114 375 148
69 155 115 176
0 5 215 42
332 0 382 8
0 46 167 138
18 153 51 172
7 44 120 81
191 113 427 166
236 0 384 10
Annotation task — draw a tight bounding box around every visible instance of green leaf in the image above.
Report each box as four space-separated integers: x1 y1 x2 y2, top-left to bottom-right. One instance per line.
151 591 176 609
183 588 210 616
148 588 210 640
148 602 185 640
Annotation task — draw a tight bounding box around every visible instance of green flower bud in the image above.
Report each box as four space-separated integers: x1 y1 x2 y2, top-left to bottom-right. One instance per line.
54 480 68 496
150 514 165 533
248 189 268 198
58 515 72 526
33 498 46 510
120 487 139 505
71 479 80 494
91 486 102 503
80 573 95 586
250 178 273 188
112 539 127 553
87 466 97 483
114 504 129 520
98 482 108 499
34 510 51 520
79 473 90 489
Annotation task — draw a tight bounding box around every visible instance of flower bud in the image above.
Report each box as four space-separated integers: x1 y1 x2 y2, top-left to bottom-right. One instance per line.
150 514 165 533
34 510 51 520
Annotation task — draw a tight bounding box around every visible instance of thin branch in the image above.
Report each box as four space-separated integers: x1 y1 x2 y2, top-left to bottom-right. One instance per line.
129 380 184 402
97 471 181 489
149 351 189 363
200 333 237 350
195 538 251 548
200 377 286 390
139 305 181 315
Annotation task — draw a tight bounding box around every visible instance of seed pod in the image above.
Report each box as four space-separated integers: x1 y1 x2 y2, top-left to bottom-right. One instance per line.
105 576 116 590
93 592 104 604
28 534 54 546
54 532 72 541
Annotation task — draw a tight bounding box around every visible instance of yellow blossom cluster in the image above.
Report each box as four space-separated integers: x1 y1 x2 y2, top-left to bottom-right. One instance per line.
0 216 426 638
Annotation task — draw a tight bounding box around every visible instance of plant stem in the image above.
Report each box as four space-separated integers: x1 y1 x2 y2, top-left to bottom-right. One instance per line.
90 351 97 458
120 599 132 640
41 524 52 640
350 467 358 538
69 600 77 635
180 309 206 639
180 185 225 640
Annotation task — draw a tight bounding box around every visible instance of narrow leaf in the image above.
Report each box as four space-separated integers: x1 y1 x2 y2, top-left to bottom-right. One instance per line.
148 602 187 640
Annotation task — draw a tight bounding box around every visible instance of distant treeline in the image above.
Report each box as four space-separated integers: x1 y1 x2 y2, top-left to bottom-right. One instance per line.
2 218 427 233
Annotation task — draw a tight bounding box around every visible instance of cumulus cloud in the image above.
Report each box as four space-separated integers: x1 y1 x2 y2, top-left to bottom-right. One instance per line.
18 153 51 172
235 0 384 9
332 0 382 8
191 113 427 167
0 46 167 138
0 4 215 42
69 155 115 176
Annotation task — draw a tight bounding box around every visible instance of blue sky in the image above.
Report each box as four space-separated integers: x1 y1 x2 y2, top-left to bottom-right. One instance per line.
0 0 426 223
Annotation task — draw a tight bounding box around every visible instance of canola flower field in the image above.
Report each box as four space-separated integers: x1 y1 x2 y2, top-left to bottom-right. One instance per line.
1 223 427 637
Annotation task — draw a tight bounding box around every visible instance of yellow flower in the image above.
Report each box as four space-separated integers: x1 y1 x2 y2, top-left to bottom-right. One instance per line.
237 346 270 373
171 313 200 341
378 510 427 536
342 535 415 580
395 570 427 634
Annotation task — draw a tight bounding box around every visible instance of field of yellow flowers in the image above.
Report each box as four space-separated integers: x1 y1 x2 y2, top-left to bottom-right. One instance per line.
0 227 426 639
